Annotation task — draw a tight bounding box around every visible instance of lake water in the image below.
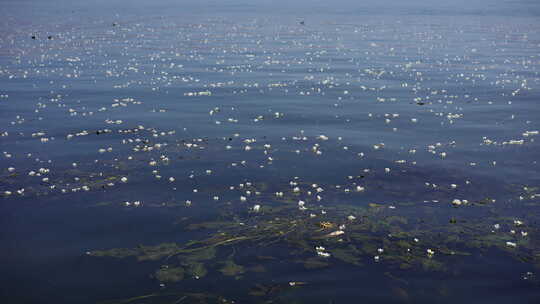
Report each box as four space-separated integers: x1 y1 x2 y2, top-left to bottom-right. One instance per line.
1 0 539 303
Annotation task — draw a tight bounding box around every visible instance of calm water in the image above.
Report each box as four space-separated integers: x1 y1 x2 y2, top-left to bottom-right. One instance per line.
1 0 539 303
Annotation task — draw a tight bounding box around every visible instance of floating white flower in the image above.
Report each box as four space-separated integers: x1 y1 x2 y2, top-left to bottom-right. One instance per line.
325 230 344 237
317 135 329 141
317 251 331 258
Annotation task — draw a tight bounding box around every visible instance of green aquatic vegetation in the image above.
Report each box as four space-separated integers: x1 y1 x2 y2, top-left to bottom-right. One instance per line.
219 259 245 276
248 282 300 297
186 262 207 278
331 245 363 266
468 233 514 249
420 258 446 272
181 246 216 262
437 247 471 256
89 178 540 302
395 240 412 249
384 216 408 225
302 257 330 269
90 247 139 259
138 243 182 261
248 264 266 273
154 266 185 282
176 247 216 279
90 243 181 261
186 221 237 231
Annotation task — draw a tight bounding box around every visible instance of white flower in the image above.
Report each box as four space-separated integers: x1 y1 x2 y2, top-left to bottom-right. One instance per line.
506 241 517 248
315 246 331 257
326 230 344 237
121 177 128 183
253 204 261 212
317 135 329 141
317 251 331 258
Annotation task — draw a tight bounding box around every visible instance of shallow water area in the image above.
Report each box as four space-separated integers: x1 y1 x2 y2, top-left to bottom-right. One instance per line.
1 0 540 303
